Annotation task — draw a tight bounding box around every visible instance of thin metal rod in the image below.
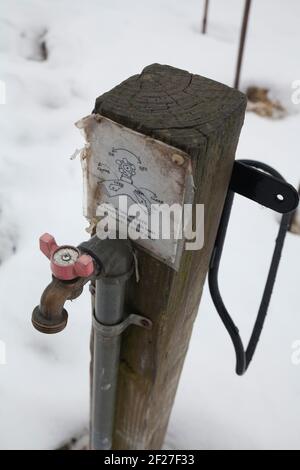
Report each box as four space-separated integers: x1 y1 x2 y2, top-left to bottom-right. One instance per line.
234 0 252 89
202 0 210 34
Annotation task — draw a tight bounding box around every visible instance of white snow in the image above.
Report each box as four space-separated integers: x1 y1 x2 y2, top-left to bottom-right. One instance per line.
0 0 299 450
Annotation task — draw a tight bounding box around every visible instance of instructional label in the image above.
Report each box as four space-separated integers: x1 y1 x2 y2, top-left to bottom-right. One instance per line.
76 114 194 269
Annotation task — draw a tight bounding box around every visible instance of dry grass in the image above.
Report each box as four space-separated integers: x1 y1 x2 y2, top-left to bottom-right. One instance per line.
246 86 287 119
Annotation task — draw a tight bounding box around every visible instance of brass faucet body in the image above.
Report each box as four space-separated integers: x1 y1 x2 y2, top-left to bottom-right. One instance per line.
32 274 94 334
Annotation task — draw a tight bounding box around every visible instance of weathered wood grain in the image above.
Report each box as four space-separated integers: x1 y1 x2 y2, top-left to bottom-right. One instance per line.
93 64 247 449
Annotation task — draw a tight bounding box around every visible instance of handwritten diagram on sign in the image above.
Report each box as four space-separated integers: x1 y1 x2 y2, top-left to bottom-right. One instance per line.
76 114 194 269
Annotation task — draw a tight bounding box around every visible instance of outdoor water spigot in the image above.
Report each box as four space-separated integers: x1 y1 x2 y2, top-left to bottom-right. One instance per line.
32 234 96 334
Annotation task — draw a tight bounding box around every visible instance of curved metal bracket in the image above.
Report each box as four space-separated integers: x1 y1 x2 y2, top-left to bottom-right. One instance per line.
93 312 152 338
209 159 299 376
230 161 299 213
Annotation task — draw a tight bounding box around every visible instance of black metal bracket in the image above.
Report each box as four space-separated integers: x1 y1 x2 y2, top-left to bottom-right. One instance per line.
209 159 299 376
230 161 299 214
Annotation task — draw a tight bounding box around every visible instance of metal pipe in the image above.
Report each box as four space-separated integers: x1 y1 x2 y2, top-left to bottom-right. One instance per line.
91 277 128 450
78 238 134 450
234 0 252 89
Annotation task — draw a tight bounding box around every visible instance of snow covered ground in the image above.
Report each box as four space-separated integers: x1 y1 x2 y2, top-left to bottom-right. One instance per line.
0 0 299 450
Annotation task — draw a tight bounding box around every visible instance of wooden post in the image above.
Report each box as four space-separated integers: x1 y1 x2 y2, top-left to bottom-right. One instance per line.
92 64 247 449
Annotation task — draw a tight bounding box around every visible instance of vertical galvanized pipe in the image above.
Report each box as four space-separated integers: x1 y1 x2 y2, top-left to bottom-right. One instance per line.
78 237 134 450
91 276 128 450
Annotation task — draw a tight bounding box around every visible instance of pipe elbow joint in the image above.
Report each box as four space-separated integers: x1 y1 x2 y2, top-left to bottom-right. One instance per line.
78 237 134 280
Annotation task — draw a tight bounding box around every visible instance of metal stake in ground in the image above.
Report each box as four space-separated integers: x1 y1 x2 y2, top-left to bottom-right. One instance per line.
234 0 252 89
202 0 210 34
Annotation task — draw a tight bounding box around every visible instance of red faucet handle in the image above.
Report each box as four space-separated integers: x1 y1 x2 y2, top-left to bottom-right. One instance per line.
39 233 95 280
40 233 59 259
74 254 95 278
